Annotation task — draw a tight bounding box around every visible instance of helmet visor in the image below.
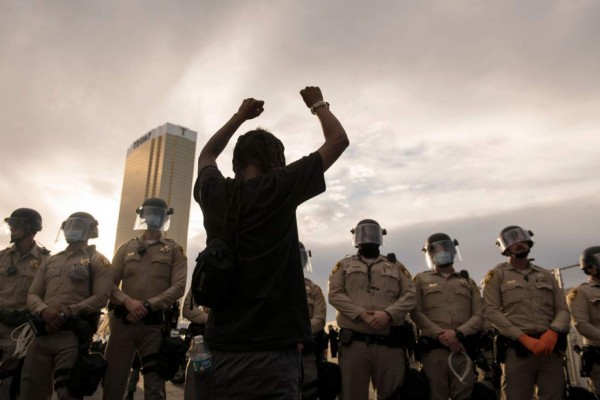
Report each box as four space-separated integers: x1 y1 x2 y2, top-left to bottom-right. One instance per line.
1 217 26 235
61 217 92 243
425 239 462 269
498 227 533 252
134 206 170 231
353 223 384 247
300 246 312 274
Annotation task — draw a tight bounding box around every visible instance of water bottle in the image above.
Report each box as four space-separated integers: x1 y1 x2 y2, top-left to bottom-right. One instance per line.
189 335 213 374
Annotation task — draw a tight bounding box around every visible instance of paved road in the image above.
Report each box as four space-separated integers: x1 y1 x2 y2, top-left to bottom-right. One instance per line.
83 377 185 399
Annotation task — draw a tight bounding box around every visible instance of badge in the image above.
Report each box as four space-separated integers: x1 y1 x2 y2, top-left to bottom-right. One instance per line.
160 245 171 253
80 258 91 266
30 260 40 269
568 288 578 301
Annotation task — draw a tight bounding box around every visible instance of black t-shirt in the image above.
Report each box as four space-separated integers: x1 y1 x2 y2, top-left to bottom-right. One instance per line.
194 152 326 351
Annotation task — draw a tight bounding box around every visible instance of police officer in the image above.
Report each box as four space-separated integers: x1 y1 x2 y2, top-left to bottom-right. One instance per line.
103 197 187 400
182 288 209 400
21 212 112 400
567 246 600 396
328 219 415 400
411 233 483 400
299 241 327 400
482 225 570 400
0 208 49 400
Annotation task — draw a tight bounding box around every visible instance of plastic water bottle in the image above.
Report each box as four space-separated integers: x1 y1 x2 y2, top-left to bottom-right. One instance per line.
189 335 213 374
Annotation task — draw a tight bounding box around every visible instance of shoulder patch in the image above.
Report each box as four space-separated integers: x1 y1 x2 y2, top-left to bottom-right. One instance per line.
400 266 412 279
483 270 495 286
100 257 111 267
568 288 578 301
332 262 342 274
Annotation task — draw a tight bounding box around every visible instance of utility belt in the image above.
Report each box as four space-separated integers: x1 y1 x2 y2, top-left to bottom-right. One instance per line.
339 327 405 348
27 313 100 344
578 346 600 377
0 310 29 327
108 303 164 325
496 332 567 362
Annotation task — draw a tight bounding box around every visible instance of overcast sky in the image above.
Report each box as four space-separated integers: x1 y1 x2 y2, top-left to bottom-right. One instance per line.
1 1 599 319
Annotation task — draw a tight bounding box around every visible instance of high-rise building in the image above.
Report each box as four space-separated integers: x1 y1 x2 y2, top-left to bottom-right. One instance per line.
114 122 197 253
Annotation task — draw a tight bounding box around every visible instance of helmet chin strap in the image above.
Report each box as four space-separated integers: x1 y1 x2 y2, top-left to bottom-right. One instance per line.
358 244 380 259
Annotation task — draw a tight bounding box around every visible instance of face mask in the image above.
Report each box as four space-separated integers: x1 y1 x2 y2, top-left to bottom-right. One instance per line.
358 244 380 259
65 229 86 243
145 215 164 230
432 251 454 266
513 250 530 259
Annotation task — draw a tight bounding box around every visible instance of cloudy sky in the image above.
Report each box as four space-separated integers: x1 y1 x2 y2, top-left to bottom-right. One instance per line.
1 1 599 318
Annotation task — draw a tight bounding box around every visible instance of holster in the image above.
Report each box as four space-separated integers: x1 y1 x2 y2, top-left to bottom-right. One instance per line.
580 346 600 377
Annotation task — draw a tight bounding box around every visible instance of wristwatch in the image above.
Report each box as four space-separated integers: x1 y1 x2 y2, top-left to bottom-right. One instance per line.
454 329 465 341
143 301 152 312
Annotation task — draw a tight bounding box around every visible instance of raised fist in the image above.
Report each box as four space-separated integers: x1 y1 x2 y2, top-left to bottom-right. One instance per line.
300 86 323 108
237 98 265 120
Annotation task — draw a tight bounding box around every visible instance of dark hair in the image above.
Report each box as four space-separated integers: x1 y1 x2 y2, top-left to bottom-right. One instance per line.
232 129 285 178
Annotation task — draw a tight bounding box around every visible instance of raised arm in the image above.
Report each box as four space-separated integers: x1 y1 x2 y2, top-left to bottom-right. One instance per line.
300 86 349 172
197 98 265 174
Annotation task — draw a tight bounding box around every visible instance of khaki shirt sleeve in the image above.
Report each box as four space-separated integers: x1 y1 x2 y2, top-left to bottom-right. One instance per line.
410 274 444 337
69 254 113 316
328 261 366 320
483 269 524 340
568 287 600 343
110 243 130 305
27 259 49 316
310 283 327 333
182 289 208 325
549 275 571 332
147 244 187 310
457 280 484 336
384 265 416 324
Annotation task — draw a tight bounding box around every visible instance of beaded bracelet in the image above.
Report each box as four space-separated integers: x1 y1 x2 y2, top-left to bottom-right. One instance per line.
309 101 330 115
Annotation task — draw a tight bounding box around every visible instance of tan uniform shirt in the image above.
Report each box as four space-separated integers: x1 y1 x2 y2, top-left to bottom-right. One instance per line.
567 278 600 346
411 270 483 338
27 245 112 317
0 243 49 311
182 289 208 325
111 235 187 311
328 254 416 335
305 277 326 334
482 262 570 340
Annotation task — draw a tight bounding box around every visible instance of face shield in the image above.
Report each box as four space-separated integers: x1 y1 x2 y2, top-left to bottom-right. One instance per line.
497 227 533 254
134 206 171 231
352 222 384 247
300 245 313 274
58 217 93 243
424 239 462 269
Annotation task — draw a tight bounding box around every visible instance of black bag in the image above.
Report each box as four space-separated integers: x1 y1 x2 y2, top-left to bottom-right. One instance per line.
316 360 341 400
191 238 236 308
67 352 107 397
155 336 188 380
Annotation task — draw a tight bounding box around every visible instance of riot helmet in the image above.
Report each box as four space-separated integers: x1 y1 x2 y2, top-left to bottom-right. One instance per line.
496 226 534 257
299 241 313 274
422 233 461 269
351 219 386 247
58 212 99 243
2 208 43 243
134 197 173 231
580 246 600 275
